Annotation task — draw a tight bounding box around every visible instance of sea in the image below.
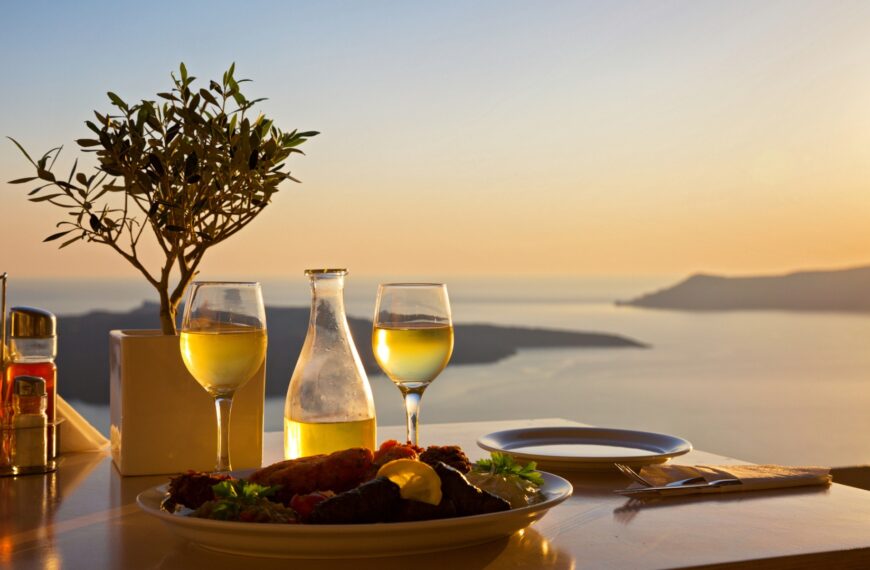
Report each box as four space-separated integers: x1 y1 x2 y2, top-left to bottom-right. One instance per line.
11 276 870 467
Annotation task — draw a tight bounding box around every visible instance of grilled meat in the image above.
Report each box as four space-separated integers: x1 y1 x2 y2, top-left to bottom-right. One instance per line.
249 447 374 505
420 445 471 473
308 477 402 524
164 471 234 511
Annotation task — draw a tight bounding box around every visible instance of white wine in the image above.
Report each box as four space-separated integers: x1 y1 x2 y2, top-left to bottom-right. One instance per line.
372 323 454 388
180 328 267 396
284 417 376 459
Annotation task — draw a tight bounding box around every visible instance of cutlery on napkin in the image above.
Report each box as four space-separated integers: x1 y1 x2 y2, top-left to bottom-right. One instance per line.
58 395 109 453
617 464 831 497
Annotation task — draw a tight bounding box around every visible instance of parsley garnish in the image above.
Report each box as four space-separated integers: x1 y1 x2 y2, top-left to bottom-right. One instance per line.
473 452 544 487
213 480 278 499
205 480 282 520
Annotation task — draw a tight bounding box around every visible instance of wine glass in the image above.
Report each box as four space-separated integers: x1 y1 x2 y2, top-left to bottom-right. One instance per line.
180 282 267 472
372 283 453 446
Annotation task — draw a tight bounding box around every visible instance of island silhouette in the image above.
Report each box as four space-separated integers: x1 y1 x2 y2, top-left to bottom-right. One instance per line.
619 265 870 312
56 302 645 404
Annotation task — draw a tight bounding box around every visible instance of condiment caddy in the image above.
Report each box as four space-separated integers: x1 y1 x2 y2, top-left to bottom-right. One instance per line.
0 272 61 476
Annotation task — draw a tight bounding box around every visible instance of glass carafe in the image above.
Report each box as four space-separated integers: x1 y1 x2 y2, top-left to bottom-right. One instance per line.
284 269 376 459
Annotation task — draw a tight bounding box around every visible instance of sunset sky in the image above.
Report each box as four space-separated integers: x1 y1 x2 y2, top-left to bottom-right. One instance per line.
2 1 870 280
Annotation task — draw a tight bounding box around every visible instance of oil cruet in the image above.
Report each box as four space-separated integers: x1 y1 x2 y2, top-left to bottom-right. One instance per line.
284 269 376 459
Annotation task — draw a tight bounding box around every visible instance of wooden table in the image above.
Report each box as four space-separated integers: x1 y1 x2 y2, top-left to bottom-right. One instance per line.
5 418 870 569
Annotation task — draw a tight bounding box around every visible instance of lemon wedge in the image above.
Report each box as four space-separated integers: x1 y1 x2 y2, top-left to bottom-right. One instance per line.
376 459 443 506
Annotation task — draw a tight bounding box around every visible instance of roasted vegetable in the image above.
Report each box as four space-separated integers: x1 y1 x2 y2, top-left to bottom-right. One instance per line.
290 491 335 521
308 477 402 524
374 440 421 464
434 462 511 516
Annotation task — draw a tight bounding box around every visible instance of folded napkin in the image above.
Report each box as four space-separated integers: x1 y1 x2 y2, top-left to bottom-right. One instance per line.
57 396 110 453
629 464 832 497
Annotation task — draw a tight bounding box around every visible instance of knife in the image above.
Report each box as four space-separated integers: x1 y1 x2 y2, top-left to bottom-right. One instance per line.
615 478 742 495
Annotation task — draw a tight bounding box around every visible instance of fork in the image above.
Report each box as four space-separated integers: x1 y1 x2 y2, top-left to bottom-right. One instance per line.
615 463 655 486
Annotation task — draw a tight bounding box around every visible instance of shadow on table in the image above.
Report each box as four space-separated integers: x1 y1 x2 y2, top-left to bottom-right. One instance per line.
612 485 832 525
151 526 575 570
558 468 634 496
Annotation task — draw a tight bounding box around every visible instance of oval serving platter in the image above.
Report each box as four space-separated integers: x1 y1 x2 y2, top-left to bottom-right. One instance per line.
136 471 572 559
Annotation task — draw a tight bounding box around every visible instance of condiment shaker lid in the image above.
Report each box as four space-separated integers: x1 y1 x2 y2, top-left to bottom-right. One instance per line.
13 376 47 397
305 268 348 276
10 307 56 338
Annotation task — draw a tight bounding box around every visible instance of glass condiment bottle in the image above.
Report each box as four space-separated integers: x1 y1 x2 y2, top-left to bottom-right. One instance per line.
11 375 48 469
284 269 376 459
0 272 9 422
6 307 57 458
0 273 10 469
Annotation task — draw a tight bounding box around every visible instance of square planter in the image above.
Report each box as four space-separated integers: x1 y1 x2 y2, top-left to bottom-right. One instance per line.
109 330 264 476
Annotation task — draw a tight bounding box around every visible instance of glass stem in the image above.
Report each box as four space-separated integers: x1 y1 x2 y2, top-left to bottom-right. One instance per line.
214 396 233 473
401 388 424 446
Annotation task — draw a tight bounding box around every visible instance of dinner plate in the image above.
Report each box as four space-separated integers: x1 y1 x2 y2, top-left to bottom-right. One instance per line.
477 426 692 471
136 471 572 558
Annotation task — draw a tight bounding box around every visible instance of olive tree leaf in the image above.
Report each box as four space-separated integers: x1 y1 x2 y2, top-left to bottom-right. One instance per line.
58 233 84 249
43 229 75 242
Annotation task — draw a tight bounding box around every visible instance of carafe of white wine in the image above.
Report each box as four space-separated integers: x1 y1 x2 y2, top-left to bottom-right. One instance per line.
284 269 376 459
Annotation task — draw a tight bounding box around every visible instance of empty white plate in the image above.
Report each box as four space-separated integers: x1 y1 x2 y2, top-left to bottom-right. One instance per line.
478 427 692 471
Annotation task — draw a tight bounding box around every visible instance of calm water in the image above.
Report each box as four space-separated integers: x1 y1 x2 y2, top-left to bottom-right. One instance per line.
16 277 870 466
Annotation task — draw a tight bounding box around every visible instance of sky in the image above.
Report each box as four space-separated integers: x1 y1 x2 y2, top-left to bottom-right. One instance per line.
2 0 870 281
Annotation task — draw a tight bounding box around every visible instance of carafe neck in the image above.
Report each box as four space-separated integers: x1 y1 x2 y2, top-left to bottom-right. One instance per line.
307 270 349 326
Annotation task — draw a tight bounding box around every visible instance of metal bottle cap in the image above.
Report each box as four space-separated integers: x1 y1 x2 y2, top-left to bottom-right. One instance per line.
10 307 56 338
305 268 347 276
13 376 47 397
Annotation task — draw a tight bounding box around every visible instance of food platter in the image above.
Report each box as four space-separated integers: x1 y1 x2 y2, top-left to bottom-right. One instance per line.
136 471 572 558
478 426 692 471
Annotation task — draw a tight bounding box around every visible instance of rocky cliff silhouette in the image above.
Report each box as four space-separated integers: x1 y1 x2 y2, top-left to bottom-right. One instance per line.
56 302 644 403
619 265 870 312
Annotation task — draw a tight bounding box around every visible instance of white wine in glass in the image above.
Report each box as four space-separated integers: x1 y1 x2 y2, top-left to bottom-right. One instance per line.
372 284 453 446
372 323 453 387
180 282 267 472
180 327 267 396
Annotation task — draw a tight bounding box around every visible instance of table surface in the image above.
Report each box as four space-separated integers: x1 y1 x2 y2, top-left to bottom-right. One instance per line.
5 418 870 570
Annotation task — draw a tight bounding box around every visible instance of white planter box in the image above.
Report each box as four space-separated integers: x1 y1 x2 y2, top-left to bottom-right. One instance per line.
109 330 264 476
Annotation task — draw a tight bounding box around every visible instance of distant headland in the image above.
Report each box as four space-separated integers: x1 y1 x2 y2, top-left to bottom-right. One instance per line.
57 302 645 404
618 265 870 312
